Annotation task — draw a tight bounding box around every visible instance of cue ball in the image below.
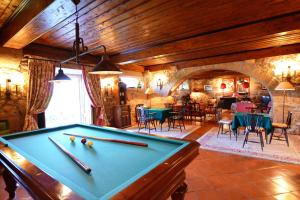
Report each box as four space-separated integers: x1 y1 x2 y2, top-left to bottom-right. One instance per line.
81 138 87 144
70 136 75 142
87 141 93 147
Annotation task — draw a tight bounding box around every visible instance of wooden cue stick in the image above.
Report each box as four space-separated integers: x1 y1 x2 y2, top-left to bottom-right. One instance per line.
48 137 92 174
63 133 148 147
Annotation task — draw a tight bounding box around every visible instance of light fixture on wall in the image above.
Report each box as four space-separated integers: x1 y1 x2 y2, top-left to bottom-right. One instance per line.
157 78 163 90
273 60 300 86
220 83 226 97
48 0 121 82
0 79 23 100
145 87 154 107
275 81 295 123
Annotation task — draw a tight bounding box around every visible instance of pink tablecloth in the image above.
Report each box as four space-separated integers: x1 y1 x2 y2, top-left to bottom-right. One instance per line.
231 102 256 112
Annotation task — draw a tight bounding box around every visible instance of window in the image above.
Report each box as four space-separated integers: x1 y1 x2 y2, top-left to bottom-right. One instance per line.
45 68 92 128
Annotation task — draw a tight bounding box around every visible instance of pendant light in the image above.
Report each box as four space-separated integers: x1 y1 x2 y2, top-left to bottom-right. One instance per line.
89 46 122 75
49 64 71 83
48 0 121 81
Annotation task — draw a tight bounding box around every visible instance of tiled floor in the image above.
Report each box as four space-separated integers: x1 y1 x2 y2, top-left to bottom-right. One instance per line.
184 121 300 200
1 121 300 200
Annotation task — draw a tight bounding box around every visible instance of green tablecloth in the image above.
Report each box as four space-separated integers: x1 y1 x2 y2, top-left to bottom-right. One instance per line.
145 108 172 124
231 112 272 134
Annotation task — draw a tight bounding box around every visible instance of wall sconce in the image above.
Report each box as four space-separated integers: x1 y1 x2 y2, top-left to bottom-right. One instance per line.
0 79 23 100
157 78 163 90
273 60 300 85
101 77 114 97
220 83 226 97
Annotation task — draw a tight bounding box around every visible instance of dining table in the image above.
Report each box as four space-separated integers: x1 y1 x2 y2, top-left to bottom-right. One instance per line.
145 108 172 131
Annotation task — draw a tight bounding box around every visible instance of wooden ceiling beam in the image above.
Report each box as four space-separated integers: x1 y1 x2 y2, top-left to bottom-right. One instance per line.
146 43 300 71
111 12 300 65
0 0 54 48
23 43 144 72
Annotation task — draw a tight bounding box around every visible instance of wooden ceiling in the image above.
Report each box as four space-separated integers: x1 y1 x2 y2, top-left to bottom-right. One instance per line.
1 0 300 71
0 0 22 29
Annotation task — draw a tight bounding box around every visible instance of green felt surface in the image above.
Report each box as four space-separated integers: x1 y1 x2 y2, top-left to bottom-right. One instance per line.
146 108 172 123
231 112 272 134
0 124 188 200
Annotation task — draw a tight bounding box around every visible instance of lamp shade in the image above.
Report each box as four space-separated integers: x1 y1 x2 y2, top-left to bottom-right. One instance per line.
89 55 122 75
275 81 295 91
242 81 249 89
145 88 154 95
49 67 71 82
220 83 226 89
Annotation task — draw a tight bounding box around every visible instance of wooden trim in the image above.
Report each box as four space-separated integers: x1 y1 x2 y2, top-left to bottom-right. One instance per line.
0 0 54 48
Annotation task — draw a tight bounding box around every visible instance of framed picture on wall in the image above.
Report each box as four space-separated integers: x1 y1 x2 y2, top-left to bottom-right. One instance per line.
236 77 250 93
204 85 212 91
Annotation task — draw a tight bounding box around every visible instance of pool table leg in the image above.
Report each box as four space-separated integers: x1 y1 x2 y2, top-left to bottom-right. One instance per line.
2 167 17 199
171 182 187 200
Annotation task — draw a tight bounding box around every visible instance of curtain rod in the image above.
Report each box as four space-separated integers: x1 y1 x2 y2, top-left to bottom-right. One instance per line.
23 56 95 68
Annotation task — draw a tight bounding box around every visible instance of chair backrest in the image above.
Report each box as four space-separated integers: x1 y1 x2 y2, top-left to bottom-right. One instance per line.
244 113 263 132
136 106 146 122
216 108 222 121
286 111 292 128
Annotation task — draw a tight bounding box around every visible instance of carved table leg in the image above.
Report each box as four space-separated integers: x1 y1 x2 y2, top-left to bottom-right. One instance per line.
2 167 17 199
171 182 188 200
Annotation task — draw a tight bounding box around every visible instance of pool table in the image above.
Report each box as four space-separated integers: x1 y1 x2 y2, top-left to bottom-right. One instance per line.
0 124 199 200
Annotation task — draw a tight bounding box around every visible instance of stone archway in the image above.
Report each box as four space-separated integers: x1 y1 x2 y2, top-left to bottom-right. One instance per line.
162 60 278 97
155 59 300 127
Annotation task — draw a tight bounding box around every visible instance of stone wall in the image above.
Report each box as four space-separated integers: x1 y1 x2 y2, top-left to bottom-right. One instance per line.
145 55 300 129
0 48 27 133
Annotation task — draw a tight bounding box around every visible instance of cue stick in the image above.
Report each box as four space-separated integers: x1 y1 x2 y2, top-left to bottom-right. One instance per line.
63 133 148 147
48 137 92 174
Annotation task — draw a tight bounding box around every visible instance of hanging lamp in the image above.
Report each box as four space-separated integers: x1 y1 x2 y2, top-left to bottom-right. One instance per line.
89 46 122 75
48 0 121 82
49 64 71 82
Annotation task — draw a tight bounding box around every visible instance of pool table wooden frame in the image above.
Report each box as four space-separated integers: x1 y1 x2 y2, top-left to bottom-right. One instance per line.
0 127 199 200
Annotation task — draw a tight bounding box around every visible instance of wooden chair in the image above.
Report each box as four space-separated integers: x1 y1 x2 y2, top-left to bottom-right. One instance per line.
168 108 186 132
135 104 144 122
216 109 233 139
189 103 205 122
205 105 218 120
269 112 292 146
242 113 264 151
136 107 156 133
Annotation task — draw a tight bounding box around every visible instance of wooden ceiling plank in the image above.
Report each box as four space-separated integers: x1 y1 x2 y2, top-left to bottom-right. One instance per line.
82 1 300 54
35 0 107 44
36 0 300 55
37 0 128 43
146 43 300 70
0 0 54 48
0 0 22 29
46 0 177 50
131 30 300 66
111 12 300 65
0 0 98 49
